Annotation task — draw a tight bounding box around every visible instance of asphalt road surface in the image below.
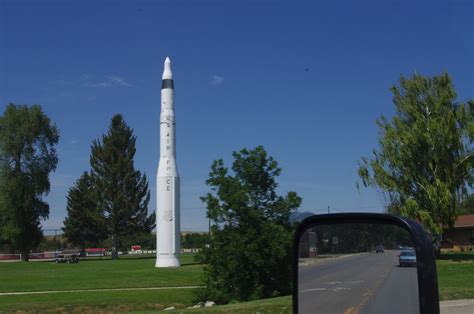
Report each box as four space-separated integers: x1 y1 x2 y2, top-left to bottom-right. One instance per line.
299 250 419 314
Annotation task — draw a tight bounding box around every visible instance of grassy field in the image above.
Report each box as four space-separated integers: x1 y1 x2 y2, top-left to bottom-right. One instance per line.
1 252 474 313
135 296 292 314
0 254 202 312
0 254 200 293
437 252 474 300
1 289 196 313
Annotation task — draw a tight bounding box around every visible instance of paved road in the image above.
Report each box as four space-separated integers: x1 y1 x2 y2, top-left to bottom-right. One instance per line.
299 250 419 314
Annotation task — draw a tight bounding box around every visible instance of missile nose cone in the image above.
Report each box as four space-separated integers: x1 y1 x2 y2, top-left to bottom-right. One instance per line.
162 57 173 79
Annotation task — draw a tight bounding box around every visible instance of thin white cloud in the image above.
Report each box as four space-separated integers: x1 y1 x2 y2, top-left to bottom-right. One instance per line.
50 74 130 89
70 138 79 145
88 76 131 88
210 75 224 86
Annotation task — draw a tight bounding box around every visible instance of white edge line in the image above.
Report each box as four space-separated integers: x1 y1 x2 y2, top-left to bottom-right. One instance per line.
301 288 327 292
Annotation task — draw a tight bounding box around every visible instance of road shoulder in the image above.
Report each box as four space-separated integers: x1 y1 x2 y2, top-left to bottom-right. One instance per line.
441 299 474 314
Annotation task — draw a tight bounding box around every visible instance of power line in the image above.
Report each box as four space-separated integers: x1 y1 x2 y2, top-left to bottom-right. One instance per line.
304 205 384 213
331 205 384 211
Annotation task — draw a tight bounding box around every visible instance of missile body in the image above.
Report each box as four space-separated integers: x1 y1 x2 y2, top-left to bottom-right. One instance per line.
155 57 180 267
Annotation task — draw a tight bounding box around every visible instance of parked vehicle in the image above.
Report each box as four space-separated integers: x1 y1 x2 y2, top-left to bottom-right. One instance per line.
55 251 80 264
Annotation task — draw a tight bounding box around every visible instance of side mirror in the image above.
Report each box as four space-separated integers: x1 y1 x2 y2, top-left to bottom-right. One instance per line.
292 213 439 314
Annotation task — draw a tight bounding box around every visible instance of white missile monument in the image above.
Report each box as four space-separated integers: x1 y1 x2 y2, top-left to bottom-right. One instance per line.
156 57 181 267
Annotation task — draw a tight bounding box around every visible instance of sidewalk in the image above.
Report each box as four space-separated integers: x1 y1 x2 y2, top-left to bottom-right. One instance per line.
441 299 474 314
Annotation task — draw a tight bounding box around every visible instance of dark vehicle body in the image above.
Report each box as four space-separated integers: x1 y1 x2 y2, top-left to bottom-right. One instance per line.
375 245 384 253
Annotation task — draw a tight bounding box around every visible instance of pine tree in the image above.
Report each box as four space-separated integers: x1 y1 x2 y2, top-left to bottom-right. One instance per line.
62 172 107 252
90 114 153 260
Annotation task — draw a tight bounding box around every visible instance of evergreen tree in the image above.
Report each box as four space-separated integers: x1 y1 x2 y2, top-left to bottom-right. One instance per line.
197 146 301 304
90 114 152 260
62 172 107 251
0 104 59 260
181 233 209 249
358 73 473 233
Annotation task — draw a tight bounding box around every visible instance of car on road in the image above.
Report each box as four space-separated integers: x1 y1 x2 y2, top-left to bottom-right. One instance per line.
375 245 384 253
399 250 416 267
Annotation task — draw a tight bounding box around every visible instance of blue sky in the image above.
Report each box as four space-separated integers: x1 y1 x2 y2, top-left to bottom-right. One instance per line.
0 0 472 232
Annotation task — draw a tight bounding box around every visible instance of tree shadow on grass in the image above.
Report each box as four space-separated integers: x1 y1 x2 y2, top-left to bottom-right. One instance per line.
180 262 200 266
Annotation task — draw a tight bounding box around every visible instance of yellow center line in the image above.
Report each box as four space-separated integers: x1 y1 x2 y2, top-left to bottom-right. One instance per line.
343 268 392 314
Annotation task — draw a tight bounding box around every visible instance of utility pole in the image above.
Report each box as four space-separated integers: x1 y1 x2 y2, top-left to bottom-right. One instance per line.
206 217 212 249
54 229 59 253
328 206 330 214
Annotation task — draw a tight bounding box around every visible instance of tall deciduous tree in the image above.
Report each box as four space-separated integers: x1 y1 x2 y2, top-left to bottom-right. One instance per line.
62 172 107 252
0 104 59 260
197 146 302 304
90 114 153 260
358 73 473 233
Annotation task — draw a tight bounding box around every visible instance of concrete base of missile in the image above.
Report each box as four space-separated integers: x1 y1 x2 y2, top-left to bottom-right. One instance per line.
155 254 180 267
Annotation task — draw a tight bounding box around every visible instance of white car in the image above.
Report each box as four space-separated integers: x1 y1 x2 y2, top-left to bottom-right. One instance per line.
399 250 416 267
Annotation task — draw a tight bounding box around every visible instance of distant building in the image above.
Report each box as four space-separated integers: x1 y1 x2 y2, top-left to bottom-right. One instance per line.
441 214 474 250
298 228 318 258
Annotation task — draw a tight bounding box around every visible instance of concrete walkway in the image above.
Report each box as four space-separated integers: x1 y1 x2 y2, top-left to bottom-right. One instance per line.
0 285 201 296
441 299 474 314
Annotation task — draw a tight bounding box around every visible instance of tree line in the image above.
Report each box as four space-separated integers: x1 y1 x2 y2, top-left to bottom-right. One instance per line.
0 107 153 260
35 231 209 253
300 223 412 256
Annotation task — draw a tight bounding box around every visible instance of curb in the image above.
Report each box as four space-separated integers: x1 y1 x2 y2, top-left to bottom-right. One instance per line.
440 299 474 307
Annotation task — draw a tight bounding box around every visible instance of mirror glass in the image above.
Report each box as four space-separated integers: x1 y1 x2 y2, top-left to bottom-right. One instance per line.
298 223 419 314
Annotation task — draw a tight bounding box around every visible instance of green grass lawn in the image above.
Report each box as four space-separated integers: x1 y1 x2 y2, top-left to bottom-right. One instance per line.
133 296 292 314
0 253 202 312
437 252 474 300
0 289 196 313
0 253 201 293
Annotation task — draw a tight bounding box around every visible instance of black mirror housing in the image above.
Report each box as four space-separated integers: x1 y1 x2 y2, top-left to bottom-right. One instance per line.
292 213 440 314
